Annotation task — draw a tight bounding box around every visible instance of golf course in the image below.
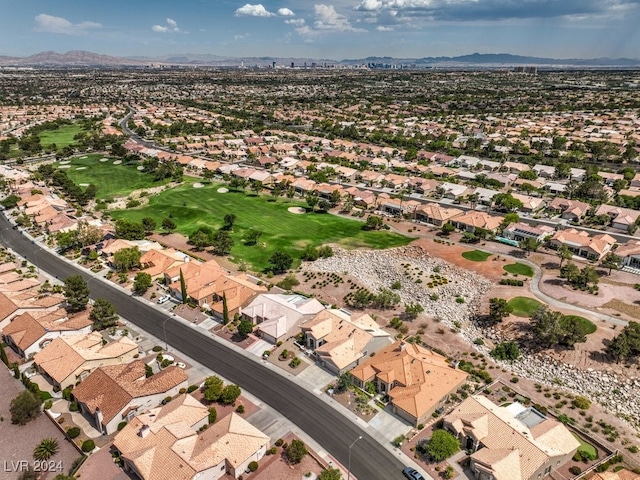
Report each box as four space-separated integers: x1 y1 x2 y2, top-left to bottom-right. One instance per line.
54 155 172 200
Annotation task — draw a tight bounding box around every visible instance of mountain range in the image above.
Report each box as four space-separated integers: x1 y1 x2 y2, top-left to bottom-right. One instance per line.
0 50 638 68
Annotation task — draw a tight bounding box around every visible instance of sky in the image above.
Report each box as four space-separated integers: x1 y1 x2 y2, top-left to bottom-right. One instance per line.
0 0 639 60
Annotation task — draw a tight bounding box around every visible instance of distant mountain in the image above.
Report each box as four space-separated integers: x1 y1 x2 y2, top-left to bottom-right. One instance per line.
0 50 143 66
346 52 640 67
0 50 638 68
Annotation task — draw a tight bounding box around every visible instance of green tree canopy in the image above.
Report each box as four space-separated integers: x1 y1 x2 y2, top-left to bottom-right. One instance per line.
488 298 513 322
202 376 224 402
89 298 119 330
63 275 90 312
269 250 293 274
490 341 520 361
133 272 153 295
10 390 42 425
211 230 234 255
285 439 308 464
219 384 242 405
425 430 460 462
112 246 141 272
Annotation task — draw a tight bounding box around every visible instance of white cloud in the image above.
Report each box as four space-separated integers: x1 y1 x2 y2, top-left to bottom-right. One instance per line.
234 33 250 41
297 4 365 35
278 7 296 16
235 4 275 17
376 25 395 30
33 14 102 35
152 18 185 33
285 18 306 25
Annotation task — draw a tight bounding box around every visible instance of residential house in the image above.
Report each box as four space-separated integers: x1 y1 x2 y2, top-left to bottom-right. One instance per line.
72 361 188 435
549 229 616 261
359 170 386 186
114 395 270 480
379 198 421 217
0 289 66 330
471 187 500 206
532 164 556 178
165 260 228 303
451 211 505 234
383 173 410 190
414 204 463 227
203 275 267 318
594 204 640 231
502 223 555 243
631 173 640 189
590 469 640 480
301 309 393 374
343 187 378 209
543 182 567 195
350 342 467 426
241 294 324 344
140 248 189 279
33 332 138 389
407 178 438 195
2 308 92 359
547 198 591 221
511 193 545 213
503 161 532 174
617 240 640 270
427 165 456 178
444 396 579 480
440 182 469 200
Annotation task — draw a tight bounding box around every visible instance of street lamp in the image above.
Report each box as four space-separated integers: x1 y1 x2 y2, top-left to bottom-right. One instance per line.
347 435 363 480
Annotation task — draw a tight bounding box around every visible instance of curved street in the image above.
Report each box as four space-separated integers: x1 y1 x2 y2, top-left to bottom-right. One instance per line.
0 214 408 480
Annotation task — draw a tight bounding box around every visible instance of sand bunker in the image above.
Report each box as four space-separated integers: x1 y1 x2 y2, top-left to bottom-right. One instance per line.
113 160 122 165
80 156 87 159
99 158 109 162
58 165 71 169
217 187 229 193
76 167 87 170
287 207 306 214
59 161 70 165
79 183 90 187
137 166 145 170
193 183 204 188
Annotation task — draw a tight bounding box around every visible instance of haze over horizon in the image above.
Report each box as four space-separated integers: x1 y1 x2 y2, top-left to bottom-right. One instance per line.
0 0 638 60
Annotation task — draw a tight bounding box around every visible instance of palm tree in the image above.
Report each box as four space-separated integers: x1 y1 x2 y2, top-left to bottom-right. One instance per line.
33 438 59 461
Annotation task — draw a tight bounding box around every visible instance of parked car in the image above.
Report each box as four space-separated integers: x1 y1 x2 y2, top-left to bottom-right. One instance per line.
402 467 425 480
157 294 171 304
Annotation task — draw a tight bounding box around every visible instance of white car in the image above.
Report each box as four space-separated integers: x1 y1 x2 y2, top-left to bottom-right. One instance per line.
157 294 171 304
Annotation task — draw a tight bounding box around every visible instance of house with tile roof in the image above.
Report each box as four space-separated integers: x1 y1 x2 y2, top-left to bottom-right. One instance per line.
301 309 393 374
241 294 324 344
165 260 229 303
451 211 505 234
594 204 640 231
549 228 616 261
617 240 640 271
502 223 555 243
2 308 92 359
73 361 188 434
547 198 591 221
139 248 189 279
194 274 267 318
414 204 463 227
113 395 270 480
443 396 579 480
33 332 138 389
350 341 467 426
0 289 66 330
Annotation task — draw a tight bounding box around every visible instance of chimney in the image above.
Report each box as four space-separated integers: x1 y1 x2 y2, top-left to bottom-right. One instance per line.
138 425 150 438
399 343 406 352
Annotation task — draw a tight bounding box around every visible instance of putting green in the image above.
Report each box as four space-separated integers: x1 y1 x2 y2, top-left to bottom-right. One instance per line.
462 250 492 262
503 262 534 277
507 297 543 317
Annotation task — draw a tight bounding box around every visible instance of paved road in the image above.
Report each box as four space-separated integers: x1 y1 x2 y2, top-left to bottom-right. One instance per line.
0 215 407 480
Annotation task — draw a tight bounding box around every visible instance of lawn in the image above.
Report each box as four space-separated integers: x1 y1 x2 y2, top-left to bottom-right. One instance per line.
461 250 492 262
503 262 535 277
507 296 543 317
110 183 411 271
572 433 598 458
54 155 171 200
39 124 85 149
563 315 597 334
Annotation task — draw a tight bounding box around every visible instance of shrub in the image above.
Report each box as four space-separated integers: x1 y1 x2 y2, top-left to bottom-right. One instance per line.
33 438 59 461
248 461 259 472
236 404 245 414
392 434 405 447
152 345 163 352
569 466 582 475
10 391 42 425
187 385 198 394
285 439 308 464
572 396 591 410
289 357 302 368
425 430 460 461
43 400 53 410
81 440 95 452
208 407 217 424
275 439 284 447
66 427 81 439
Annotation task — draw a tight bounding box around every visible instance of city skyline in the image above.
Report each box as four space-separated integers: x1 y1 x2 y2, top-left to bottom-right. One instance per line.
0 0 639 60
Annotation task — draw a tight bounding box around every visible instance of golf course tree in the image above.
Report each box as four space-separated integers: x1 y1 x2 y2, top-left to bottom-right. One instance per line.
90 298 119 330
403 302 424 320
362 215 384 231
556 244 573 267
441 222 455 236
600 252 622 275
141 217 157 235
112 247 141 272
269 250 293 274
530 306 590 349
188 227 214 251
10 390 42 425
161 217 177 234
488 298 513 323
211 230 234 255
133 272 152 295
222 214 237 231
519 238 540 256
63 275 90 312
115 219 146 240
244 229 263 246
305 192 319 212
607 321 640 363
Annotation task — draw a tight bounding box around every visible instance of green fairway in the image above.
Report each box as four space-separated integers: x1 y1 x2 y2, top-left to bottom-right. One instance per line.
503 262 534 277
39 124 85 149
110 183 411 271
563 315 597 334
54 155 170 200
461 250 492 262
507 297 543 317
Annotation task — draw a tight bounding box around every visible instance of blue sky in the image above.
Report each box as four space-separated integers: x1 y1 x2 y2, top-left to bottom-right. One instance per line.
0 0 638 59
